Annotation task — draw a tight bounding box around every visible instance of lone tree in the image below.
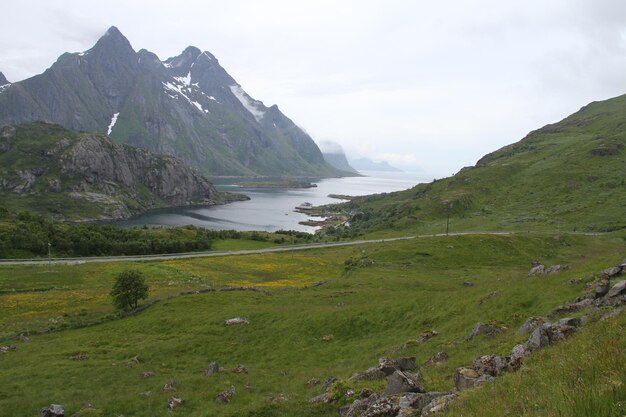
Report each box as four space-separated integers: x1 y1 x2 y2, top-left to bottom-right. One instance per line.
110 270 149 311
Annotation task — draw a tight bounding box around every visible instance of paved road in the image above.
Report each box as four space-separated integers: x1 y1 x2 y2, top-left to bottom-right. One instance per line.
0 231 520 266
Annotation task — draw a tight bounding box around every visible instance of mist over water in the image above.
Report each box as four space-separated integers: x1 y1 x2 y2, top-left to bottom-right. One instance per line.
114 172 428 233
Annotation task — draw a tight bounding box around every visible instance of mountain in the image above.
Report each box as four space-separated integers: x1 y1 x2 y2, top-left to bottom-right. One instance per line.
0 72 8 86
349 157 402 172
0 27 342 177
337 93 626 235
0 122 240 220
318 140 359 174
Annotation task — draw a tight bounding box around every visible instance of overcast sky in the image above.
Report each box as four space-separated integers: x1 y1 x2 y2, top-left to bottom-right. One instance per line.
3 0 626 176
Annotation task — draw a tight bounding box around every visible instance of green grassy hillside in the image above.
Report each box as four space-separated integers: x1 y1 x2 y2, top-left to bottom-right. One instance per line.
1 232 624 416
332 94 626 237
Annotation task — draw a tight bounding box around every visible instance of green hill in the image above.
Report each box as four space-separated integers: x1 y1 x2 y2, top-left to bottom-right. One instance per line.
334 94 626 237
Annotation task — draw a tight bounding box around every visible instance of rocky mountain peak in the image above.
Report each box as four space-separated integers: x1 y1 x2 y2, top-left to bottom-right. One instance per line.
163 46 202 72
90 26 136 62
0 28 344 177
0 72 9 86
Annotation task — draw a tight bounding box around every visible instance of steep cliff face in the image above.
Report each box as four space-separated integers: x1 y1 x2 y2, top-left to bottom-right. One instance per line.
0 27 343 177
0 122 230 220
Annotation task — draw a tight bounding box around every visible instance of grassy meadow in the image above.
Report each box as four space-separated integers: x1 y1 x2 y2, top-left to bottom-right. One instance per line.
1 231 624 416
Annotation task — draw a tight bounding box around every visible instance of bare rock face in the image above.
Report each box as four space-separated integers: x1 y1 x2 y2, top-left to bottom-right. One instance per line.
62 135 219 207
0 122 228 220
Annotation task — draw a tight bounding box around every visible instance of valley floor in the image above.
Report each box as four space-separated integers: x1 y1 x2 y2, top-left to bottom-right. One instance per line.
0 232 624 416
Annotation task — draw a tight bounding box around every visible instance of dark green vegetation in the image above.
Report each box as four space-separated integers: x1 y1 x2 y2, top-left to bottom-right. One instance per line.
0 27 343 177
0 209 319 258
1 232 624 416
0 122 234 221
110 270 149 311
329 95 626 238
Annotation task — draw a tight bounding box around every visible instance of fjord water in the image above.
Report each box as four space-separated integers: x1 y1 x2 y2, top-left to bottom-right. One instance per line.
115 172 428 232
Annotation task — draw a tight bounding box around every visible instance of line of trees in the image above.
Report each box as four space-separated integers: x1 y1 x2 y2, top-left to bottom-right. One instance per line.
0 210 216 258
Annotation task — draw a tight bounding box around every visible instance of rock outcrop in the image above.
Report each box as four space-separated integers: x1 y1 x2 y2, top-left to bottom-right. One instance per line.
0 122 234 220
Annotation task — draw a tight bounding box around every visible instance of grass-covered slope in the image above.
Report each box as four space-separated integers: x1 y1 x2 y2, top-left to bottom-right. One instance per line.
0 232 624 416
337 94 626 237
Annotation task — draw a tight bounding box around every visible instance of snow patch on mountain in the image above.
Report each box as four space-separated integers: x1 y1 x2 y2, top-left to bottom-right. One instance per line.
162 79 206 113
107 112 120 135
229 85 265 122
174 72 191 87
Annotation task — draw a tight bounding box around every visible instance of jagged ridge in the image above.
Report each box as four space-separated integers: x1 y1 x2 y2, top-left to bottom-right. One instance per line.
0 27 342 177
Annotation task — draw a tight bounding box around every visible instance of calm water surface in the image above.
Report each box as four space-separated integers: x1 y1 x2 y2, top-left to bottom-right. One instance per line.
114 171 429 233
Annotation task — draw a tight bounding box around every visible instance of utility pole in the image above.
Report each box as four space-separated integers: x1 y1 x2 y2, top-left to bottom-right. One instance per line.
48 242 52 270
444 201 452 236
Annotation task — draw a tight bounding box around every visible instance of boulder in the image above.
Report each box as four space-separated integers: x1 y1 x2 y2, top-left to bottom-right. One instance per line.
167 397 184 410
162 379 176 391
383 370 425 395
350 367 387 381
0 345 16 353
416 330 438 343
424 351 448 366
359 396 400 417
604 266 622 277
141 371 155 378
232 364 248 374
525 319 579 351
557 317 580 327
516 316 547 335
398 392 452 413
215 386 236 403
595 278 611 298
421 393 457 416
378 356 416 375
550 298 593 316
528 263 545 276
606 280 626 298
39 405 65 417
341 394 402 417
468 322 499 339
309 392 333 404
224 317 250 326
525 325 551 351
453 368 478 391
545 264 569 275
322 376 338 391
472 355 511 377
462 281 474 287
306 377 321 387
510 344 531 367
204 361 220 376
